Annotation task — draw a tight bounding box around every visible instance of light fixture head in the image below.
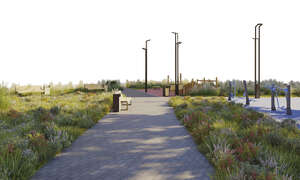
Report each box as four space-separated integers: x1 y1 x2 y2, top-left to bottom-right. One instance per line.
177 41 182 45
146 39 151 42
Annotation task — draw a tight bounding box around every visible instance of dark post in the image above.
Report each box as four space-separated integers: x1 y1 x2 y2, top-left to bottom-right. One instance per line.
113 93 121 112
145 47 147 93
254 23 263 99
228 82 232 101
243 80 249 105
254 25 257 98
172 32 182 96
143 39 150 93
258 24 262 98
271 84 276 111
172 32 178 95
180 73 182 84
286 85 292 115
176 41 182 95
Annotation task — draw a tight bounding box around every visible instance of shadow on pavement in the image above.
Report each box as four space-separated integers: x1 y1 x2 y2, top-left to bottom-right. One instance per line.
32 102 213 180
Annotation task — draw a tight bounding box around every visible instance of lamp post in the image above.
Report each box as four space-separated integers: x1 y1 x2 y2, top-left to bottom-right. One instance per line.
257 24 263 98
172 32 181 96
142 39 150 93
176 41 182 95
254 23 263 98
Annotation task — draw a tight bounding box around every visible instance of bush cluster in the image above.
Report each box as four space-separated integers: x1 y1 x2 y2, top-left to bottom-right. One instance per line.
0 92 112 179
169 96 300 179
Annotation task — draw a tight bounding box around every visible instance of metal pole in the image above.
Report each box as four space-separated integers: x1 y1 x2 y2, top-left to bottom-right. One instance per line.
172 32 179 96
258 24 263 98
228 82 232 101
174 33 177 93
180 73 182 84
176 41 179 95
254 24 258 98
243 80 249 105
286 85 292 115
145 47 147 93
143 40 150 93
271 84 276 111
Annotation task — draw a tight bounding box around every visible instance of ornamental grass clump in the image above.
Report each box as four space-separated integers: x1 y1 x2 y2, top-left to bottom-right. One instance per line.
170 96 300 179
0 88 10 111
0 91 112 179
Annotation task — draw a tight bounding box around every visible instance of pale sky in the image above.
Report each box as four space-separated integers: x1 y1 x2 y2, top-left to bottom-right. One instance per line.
1 0 300 85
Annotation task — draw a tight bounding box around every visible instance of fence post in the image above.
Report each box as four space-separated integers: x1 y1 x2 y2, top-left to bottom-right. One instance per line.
286 85 292 115
243 80 249 105
271 84 276 111
216 77 218 87
228 82 232 101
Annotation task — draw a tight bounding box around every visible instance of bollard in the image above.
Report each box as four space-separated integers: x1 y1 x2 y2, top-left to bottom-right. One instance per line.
228 82 232 101
113 93 121 112
271 84 276 111
243 80 249 105
286 85 292 115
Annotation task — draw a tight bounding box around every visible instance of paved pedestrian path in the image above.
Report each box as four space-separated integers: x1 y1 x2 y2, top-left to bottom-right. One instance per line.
32 89 213 180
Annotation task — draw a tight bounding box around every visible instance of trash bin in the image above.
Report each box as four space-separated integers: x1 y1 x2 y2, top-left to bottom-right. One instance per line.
163 86 170 97
165 87 169 96
113 93 121 112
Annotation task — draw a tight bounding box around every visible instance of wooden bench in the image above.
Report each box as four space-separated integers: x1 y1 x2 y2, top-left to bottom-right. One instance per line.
117 91 132 111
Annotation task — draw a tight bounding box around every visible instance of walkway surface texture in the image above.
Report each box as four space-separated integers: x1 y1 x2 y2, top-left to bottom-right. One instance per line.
32 88 213 180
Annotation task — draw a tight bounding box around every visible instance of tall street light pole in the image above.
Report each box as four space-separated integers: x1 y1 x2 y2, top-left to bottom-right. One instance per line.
172 32 179 95
142 39 150 93
254 23 263 98
176 41 182 95
257 24 263 98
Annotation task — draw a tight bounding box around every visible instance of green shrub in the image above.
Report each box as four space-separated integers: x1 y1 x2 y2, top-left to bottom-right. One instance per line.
0 145 37 180
169 96 300 179
264 131 285 147
0 88 10 111
0 91 113 179
77 116 94 128
190 87 219 96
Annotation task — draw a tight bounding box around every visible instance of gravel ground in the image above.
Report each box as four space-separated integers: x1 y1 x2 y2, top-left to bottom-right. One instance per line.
232 97 300 127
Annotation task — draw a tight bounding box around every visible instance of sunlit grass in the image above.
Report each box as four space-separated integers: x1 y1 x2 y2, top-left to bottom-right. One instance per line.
0 90 112 179
170 96 300 179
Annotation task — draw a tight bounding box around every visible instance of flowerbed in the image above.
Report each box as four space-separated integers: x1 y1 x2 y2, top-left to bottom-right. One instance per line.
169 96 300 180
0 91 112 180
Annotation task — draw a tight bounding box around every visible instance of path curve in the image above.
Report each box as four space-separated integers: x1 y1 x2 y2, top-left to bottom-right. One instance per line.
32 89 213 180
